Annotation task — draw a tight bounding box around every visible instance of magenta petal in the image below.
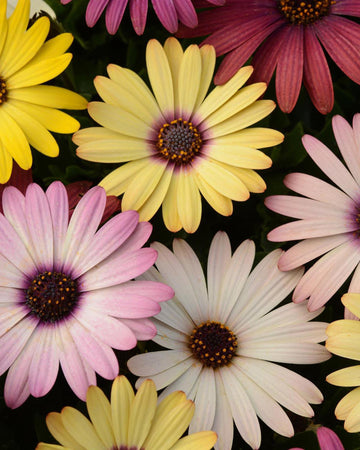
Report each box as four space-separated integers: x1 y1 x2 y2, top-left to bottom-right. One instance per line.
173 0 197 29
152 0 178 33
105 0 128 34
303 27 333 114
316 426 344 450
275 25 304 113
332 0 360 17
129 0 148 35
86 0 110 27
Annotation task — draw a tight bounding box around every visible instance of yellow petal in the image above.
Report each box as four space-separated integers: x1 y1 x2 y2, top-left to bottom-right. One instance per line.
128 380 157 448
218 162 267 193
177 168 202 233
195 65 253 122
345 401 360 432
36 444 68 450
195 173 233 216
327 365 360 387
77 138 148 163
335 387 360 420
326 334 360 361
94 75 160 125
162 172 182 232
164 37 183 111
0 143 13 184
61 407 106 450
0 106 32 169
170 431 218 450
213 127 284 149
8 54 72 89
154 391 188 423
194 157 249 201
9 85 87 110
4 101 59 157
86 386 115 448
146 39 174 118
8 98 80 133
122 161 166 212
178 45 201 119
137 165 173 221
88 102 151 138
1 17 50 78
207 143 272 169
29 33 73 64
73 126 123 145
209 100 276 138
0 1 7 56
342 293 360 319
194 45 216 110
111 376 135 447
99 159 150 196
202 83 267 129
46 411 85 449
326 319 360 337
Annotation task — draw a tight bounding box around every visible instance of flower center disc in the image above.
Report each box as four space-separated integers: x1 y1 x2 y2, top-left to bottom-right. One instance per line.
278 0 335 24
156 118 202 165
26 271 78 323
0 76 7 105
189 321 238 368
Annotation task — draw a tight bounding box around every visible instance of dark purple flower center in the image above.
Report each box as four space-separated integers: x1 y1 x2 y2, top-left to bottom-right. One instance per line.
25 271 78 322
189 321 238 368
0 76 7 105
156 118 202 165
278 0 335 24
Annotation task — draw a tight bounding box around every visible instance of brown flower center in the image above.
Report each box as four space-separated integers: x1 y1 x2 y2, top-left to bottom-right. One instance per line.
156 118 202 165
189 321 238 368
26 271 78 322
0 76 7 105
278 0 335 24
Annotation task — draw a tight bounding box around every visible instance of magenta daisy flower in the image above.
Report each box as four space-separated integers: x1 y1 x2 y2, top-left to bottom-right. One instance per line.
60 0 225 35
0 181 173 408
266 114 360 311
178 0 360 114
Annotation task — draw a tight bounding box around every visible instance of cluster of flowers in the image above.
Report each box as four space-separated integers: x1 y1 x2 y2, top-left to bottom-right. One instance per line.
1 0 360 448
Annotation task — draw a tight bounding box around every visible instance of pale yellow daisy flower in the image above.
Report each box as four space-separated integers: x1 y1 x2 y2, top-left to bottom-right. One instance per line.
36 375 217 450
74 37 283 233
0 0 87 183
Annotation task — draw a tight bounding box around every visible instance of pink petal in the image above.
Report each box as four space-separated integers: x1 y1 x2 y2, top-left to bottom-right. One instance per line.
152 0 178 33
111 221 153 257
275 24 304 113
332 0 360 16
0 254 28 289
303 26 333 114
129 0 148 35
121 317 157 340
115 280 174 303
0 305 29 337
85 0 109 27
4 349 31 408
316 426 344 450
173 0 197 28
105 0 128 34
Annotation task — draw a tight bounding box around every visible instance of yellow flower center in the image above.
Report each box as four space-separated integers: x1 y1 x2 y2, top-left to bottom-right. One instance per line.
189 321 238 368
278 0 335 24
156 118 202 165
26 271 78 322
0 76 7 105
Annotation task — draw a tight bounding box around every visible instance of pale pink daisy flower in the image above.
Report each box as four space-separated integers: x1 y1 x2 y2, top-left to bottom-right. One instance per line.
266 114 360 312
60 0 225 35
0 181 173 408
128 231 330 450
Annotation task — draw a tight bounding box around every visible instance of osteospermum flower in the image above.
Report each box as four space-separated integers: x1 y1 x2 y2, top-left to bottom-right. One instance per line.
326 293 360 433
266 114 360 311
178 0 360 114
0 0 87 183
75 37 283 233
37 375 217 450
60 0 225 35
128 232 330 450
0 181 173 408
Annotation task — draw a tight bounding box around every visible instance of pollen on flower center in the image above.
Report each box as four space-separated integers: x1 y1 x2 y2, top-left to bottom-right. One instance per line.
25 271 78 323
0 76 7 105
189 321 238 368
156 118 202 165
278 0 335 24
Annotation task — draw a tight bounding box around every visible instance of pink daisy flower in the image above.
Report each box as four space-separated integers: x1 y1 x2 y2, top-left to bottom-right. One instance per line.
0 181 173 408
266 114 360 311
178 0 360 114
60 0 225 35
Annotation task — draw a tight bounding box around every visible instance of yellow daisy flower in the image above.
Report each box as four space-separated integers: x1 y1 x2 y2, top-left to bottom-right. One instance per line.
326 293 360 432
74 37 283 233
0 0 87 183
36 375 217 450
